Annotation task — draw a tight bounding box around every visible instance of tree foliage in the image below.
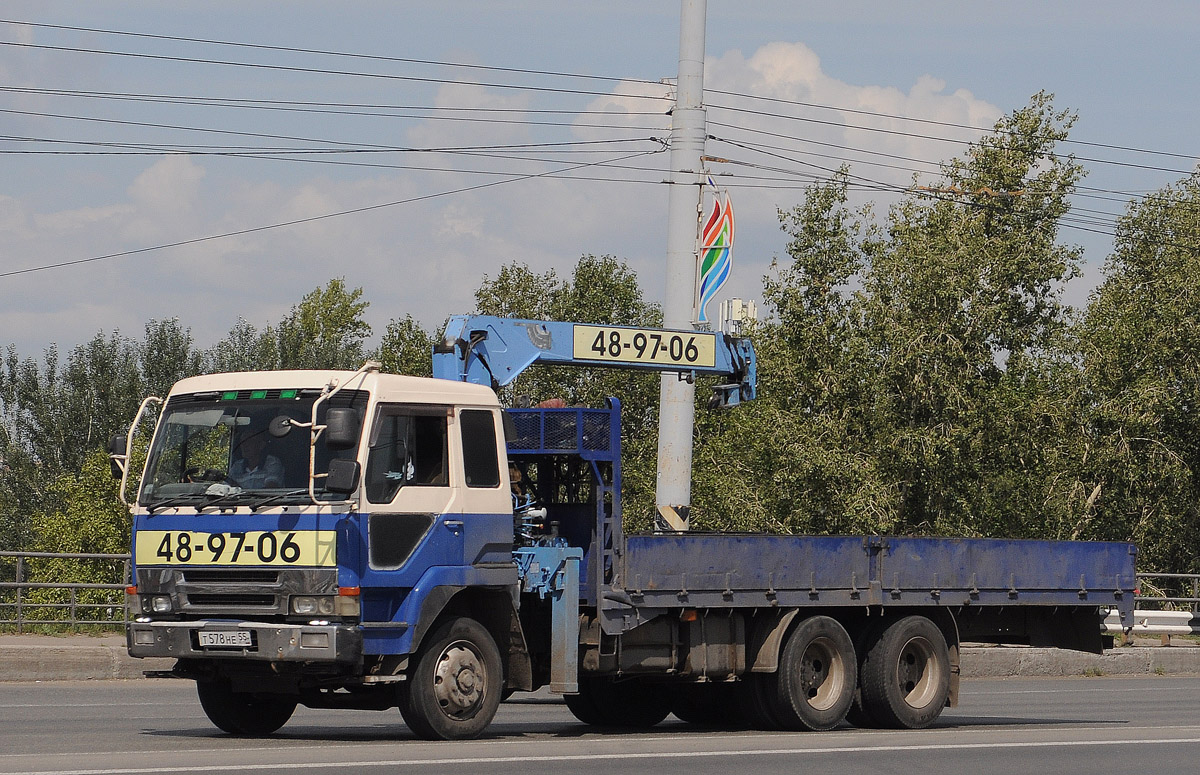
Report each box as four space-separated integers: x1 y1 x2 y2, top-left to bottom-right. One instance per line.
473 255 663 529
377 314 436 378
276 278 372 370
1072 171 1200 571
693 93 1090 543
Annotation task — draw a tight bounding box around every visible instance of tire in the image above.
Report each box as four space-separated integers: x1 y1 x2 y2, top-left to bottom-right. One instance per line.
769 615 856 731
734 672 781 730
671 683 741 726
844 690 880 729
399 616 503 740
564 676 671 728
196 680 297 736
563 679 605 726
859 615 951 729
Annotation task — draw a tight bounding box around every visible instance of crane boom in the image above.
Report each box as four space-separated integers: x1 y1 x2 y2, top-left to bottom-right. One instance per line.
432 315 756 407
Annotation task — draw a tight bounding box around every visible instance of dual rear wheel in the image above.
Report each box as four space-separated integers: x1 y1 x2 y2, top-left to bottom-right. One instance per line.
676 614 951 732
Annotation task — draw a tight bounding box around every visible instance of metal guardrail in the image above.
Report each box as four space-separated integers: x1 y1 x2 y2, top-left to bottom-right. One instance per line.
2 551 1199 638
1134 572 1200 612
0 551 131 632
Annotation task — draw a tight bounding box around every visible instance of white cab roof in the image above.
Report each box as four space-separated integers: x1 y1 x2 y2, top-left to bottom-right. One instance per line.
166 369 499 407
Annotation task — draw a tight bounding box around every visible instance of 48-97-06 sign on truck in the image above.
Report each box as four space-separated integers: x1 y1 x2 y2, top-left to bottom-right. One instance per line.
572 324 717 369
135 530 337 567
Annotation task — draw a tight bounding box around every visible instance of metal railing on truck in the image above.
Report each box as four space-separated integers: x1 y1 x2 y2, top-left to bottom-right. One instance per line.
0 551 131 633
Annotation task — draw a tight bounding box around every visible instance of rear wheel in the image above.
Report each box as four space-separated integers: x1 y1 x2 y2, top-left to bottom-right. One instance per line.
859 615 951 729
734 672 781 730
769 616 856 731
399 616 503 740
671 683 741 726
564 676 671 728
196 680 296 736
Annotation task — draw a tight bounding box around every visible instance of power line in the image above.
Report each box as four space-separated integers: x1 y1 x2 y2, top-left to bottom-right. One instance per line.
5 20 1198 171
0 148 666 280
707 103 1200 176
0 85 670 119
708 89 1200 164
0 19 666 88
0 133 664 156
0 39 672 103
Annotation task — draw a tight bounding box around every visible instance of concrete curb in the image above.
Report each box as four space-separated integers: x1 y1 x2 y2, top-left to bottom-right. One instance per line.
0 636 172 681
2 635 1198 682
960 645 1200 678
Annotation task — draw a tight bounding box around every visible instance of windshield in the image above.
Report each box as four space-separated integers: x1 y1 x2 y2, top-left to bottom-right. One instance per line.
139 388 366 508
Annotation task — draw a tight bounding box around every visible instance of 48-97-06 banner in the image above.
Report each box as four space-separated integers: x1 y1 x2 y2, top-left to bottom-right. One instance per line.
135 529 337 567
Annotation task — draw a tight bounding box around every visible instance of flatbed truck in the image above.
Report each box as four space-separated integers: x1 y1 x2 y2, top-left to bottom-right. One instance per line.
111 316 1136 738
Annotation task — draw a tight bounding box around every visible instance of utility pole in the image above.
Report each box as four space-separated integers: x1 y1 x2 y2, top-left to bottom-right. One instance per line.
655 0 707 532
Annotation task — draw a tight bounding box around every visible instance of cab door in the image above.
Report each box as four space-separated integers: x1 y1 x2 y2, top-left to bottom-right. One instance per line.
361 404 461 576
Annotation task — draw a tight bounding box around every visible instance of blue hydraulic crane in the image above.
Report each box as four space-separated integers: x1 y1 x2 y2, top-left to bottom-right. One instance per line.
432 315 756 408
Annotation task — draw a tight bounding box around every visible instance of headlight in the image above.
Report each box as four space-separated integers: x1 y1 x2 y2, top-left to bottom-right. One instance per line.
150 595 173 613
291 596 336 616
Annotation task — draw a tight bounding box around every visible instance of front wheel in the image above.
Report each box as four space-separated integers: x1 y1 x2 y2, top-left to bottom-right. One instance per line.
859 615 951 729
196 680 296 736
400 617 503 740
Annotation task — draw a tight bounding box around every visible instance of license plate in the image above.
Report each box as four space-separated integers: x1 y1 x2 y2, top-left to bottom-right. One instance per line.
198 630 252 648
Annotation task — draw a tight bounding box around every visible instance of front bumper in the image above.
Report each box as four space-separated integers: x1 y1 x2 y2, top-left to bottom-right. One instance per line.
127 620 361 664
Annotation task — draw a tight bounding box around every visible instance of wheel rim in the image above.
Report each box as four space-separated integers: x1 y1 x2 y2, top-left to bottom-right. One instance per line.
433 639 488 720
800 636 846 711
895 636 941 709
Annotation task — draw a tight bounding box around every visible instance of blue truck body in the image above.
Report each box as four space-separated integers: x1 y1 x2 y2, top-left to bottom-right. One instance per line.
118 319 1136 739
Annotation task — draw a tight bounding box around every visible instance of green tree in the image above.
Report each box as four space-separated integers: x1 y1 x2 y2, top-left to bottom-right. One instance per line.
204 317 279 374
141 318 202 398
693 94 1086 539
1073 170 1200 571
276 278 371 369
474 255 662 529
377 314 436 377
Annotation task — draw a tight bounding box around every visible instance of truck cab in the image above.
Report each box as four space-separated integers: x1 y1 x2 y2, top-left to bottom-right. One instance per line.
120 364 523 739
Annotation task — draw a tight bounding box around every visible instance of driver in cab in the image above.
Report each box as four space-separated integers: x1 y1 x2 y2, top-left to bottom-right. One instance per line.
229 432 284 489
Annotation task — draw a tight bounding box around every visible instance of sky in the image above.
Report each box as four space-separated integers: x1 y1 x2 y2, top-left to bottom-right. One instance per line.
1 1 1198 358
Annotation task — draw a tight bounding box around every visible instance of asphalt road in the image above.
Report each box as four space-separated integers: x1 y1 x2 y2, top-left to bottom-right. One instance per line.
2 676 1198 775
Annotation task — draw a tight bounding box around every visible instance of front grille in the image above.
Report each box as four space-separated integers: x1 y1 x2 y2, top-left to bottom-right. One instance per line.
187 594 276 607
182 569 279 584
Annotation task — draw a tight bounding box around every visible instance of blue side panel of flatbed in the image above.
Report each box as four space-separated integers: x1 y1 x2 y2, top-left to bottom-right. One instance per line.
620 533 1136 614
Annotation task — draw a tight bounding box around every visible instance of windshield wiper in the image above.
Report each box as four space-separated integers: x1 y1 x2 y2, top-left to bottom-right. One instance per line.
246 489 312 512
146 494 212 514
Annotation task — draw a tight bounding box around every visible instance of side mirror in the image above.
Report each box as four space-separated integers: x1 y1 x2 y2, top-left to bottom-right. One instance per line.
324 408 360 450
107 435 127 480
325 459 360 494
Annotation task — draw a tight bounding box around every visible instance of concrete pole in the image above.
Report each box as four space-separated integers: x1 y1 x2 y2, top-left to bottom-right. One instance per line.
655 0 707 532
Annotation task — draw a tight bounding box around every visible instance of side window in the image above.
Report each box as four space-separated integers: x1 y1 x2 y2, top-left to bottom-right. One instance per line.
365 406 449 504
460 409 500 488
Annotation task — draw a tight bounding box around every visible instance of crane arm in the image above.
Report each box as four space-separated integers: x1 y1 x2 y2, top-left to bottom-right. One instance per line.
432 315 756 407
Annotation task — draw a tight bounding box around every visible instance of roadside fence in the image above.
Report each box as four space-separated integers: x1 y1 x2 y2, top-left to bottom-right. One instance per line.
2 551 1199 638
0 551 131 633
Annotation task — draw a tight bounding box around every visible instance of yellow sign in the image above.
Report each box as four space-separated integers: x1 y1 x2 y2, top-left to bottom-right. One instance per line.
135 530 337 567
572 325 716 369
